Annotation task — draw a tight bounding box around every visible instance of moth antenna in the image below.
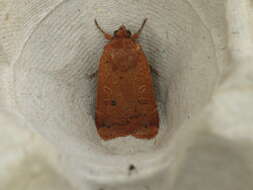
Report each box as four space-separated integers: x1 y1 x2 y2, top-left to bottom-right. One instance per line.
132 18 148 39
137 18 148 34
94 19 113 40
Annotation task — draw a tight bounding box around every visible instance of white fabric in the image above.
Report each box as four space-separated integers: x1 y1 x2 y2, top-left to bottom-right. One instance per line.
0 0 253 189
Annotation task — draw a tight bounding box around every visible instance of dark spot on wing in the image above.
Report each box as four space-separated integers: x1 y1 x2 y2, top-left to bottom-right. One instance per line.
111 100 117 106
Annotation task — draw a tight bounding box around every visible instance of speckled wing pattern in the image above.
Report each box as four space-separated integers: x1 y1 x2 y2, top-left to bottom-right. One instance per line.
95 38 159 140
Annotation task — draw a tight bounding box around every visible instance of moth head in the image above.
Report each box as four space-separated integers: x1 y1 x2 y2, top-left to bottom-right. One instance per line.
113 25 132 38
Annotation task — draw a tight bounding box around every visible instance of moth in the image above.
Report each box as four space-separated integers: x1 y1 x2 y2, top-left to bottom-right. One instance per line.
94 19 159 140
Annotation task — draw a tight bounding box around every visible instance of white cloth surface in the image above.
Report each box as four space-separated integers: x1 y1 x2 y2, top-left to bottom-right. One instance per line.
0 0 253 189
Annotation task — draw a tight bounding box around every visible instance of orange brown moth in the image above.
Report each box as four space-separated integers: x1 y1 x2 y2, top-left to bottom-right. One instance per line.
94 18 159 140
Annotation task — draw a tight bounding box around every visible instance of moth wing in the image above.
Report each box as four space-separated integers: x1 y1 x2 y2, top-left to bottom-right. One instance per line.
131 49 159 139
95 43 159 140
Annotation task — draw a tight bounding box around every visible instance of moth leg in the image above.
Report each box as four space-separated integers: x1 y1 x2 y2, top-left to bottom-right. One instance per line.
132 18 148 39
94 19 113 40
150 65 159 76
87 70 98 80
